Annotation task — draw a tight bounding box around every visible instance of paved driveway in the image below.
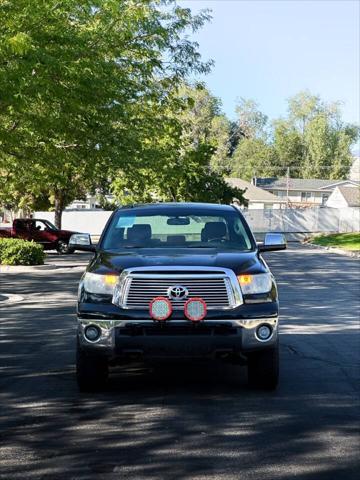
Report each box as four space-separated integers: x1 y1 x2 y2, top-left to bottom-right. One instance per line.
0 245 359 480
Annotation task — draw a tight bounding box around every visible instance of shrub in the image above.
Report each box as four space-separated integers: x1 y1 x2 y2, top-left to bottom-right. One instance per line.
0 238 45 265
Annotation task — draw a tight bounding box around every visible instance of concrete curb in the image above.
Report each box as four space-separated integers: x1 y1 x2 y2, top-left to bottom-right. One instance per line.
302 242 360 258
0 263 88 273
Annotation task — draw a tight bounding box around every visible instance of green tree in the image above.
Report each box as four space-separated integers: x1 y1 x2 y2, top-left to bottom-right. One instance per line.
286 92 359 178
111 91 247 205
272 119 304 176
175 84 232 174
228 120 243 156
209 114 232 173
229 98 274 179
288 90 323 135
230 91 359 181
235 98 268 140
331 127 360 179
230 138 276 181
303 114 332 177
0 0 211 226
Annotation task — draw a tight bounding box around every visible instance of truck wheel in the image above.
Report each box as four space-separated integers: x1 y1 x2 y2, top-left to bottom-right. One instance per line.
76 343 108 392
56 240 74 254
247 341 279 390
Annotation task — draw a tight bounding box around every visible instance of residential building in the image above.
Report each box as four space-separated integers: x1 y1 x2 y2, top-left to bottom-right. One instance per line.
326 186 360 208
226 178 286 210
255 177 360 207
66 194 115 210
349 157 360 182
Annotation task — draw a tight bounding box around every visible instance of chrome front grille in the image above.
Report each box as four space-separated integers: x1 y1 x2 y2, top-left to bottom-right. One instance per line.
112 267 243 310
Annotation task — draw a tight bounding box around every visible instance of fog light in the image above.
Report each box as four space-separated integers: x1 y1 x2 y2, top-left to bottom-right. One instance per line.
149 297 172 321
184 298 207 322
256 324 272 341
84 325 101 342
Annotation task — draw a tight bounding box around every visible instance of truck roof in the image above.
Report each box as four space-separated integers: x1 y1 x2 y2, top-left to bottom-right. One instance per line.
116 202 236 212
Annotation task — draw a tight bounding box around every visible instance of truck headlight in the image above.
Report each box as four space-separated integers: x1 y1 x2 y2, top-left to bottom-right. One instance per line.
83 272 118 295
237 273 272 295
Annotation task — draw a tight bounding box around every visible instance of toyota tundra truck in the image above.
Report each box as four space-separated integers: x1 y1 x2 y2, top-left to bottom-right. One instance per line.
70 203 286 391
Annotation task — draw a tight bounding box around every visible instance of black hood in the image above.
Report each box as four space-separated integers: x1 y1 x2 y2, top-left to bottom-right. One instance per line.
89 248 267 276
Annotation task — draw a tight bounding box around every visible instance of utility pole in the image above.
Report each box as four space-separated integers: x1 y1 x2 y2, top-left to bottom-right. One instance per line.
253 170 257 186
286 167 290 209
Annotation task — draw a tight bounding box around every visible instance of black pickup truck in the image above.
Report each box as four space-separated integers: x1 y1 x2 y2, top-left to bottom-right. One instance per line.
70 203 286 391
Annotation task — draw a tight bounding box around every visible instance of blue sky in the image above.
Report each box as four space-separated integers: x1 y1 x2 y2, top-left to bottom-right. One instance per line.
178 0 360 127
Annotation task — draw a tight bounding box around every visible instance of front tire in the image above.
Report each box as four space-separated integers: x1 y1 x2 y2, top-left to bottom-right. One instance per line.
247 341 279 390
76 343 108 392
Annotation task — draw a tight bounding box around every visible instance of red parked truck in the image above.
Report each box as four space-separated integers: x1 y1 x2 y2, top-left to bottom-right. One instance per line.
0 218 78 254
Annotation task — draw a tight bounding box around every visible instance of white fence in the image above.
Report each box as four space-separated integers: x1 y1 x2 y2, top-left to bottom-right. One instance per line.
35 207 360 237
35 210 113 235
243 207 360 234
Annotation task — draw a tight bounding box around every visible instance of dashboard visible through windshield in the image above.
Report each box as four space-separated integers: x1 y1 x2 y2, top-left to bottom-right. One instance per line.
102 207 254 251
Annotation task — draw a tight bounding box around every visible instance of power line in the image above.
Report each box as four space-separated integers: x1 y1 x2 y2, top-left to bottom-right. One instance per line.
250 165 350 170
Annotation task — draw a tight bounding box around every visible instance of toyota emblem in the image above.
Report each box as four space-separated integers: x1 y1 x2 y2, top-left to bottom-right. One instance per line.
167 285 189 300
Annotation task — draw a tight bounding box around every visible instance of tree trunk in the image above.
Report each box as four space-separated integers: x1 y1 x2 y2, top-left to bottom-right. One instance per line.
169 187 177 202
54 191 65 229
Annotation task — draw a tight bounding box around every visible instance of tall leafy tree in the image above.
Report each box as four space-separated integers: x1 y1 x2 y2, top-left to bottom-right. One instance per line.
287 91 323 135
230 91 358 180
235 98 269 140
176 84 232 174
229 98 273 180
285 91 359 178
0 0 211 226
230 139 276 181
272 119 303 176
111 84 247 205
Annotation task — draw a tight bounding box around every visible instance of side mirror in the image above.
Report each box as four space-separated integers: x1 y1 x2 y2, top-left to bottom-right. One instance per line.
258 233 287 252
69 233 96 252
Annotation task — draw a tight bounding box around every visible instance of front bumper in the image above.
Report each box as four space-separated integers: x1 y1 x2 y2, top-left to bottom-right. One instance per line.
77 316 278 359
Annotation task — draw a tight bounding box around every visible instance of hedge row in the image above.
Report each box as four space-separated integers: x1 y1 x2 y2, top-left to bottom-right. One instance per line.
0 238 45 265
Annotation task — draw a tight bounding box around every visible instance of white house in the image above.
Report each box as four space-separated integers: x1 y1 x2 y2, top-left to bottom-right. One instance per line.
350 157 360 182
326 186 360 208
66 194 115 210
255 177 360 207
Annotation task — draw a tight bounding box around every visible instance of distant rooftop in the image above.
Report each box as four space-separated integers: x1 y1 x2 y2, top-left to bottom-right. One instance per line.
337 186 360 207
350 157 360 182
255 177 359 191
226 178 285 203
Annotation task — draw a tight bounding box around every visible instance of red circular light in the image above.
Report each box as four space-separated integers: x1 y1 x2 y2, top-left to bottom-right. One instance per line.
184 298 207 322
149 297 172 321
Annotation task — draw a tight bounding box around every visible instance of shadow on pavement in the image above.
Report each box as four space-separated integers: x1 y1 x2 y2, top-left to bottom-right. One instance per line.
0 246 359 479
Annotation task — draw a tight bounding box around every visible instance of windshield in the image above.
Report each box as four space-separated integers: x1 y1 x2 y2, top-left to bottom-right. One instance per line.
102 207 254 251
43 220 58 231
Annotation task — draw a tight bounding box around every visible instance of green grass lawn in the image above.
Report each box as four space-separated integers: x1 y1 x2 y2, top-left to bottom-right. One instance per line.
310 233 360 251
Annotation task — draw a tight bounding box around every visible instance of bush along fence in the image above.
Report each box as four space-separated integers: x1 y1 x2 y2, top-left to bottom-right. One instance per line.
0 238 45 266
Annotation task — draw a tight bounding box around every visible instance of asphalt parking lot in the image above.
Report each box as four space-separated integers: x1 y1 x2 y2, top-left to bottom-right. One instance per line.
0 245 359 480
